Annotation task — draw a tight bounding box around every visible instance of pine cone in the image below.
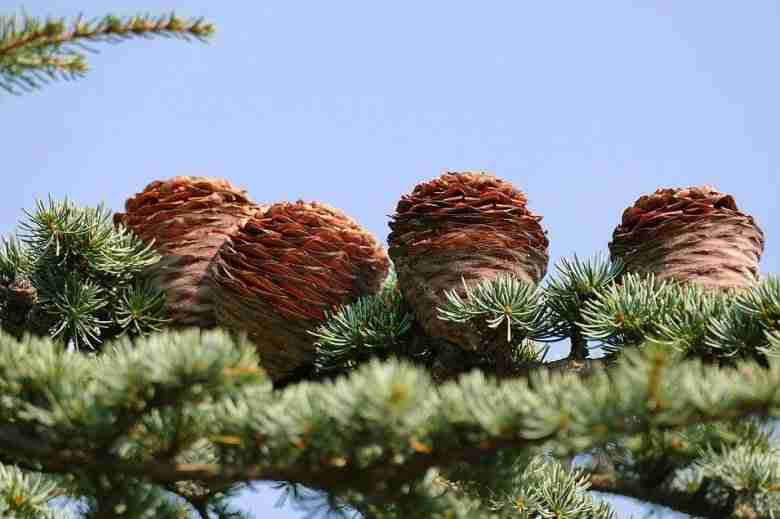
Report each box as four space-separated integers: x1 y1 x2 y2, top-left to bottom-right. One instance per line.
610 186 765 289
208 201 390 380
114 176 263 327
388 172 549 351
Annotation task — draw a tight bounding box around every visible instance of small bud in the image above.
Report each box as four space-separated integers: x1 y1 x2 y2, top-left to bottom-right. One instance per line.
104 16 123 34
166 14 184 32
42 19 65 37
130 17 148 34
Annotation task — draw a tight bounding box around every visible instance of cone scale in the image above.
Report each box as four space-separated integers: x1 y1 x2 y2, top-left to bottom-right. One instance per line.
610 185 765 289
388 172 549 351
114 176 263 327
208 201 390 380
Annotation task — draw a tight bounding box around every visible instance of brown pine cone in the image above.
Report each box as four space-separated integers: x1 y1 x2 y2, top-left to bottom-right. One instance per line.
609 185 765 289
388 171 549 351
114 176 263 327
208 200 390 380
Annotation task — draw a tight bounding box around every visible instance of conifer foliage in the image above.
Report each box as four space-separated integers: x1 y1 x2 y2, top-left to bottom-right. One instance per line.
2 176 778 518
0 197 165 349
0 11 214 94
3 8 780 519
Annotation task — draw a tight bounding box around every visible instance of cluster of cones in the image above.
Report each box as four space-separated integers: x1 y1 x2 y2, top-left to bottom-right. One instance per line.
115 174 765 380
114 177 389 381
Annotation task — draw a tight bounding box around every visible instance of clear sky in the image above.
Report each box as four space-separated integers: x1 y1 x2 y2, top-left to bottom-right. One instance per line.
5 1 779 517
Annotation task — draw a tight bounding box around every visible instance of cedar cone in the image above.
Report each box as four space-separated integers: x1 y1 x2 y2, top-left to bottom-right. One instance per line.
113 176 263 327
208 201 390 380
610 186 765 289
388 172 549 351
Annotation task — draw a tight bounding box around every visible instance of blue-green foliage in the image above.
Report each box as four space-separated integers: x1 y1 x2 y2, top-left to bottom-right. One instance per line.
0 197 166 349
312 254 780 373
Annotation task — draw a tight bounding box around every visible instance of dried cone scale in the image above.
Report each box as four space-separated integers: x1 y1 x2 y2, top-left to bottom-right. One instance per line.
388 172 549 351
209 201 390 380
114 177 263 327
610 186 765 289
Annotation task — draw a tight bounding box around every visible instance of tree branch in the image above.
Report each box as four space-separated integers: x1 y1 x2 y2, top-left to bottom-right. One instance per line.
519 354 614 378
587 472 731 518
0 13 216 94
0 394 773 511
570 326 589 361
0 13 215 56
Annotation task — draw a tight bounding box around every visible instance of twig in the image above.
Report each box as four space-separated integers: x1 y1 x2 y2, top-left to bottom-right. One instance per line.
587 472 731 518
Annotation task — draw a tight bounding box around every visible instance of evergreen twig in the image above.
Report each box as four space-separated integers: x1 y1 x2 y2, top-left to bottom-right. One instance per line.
0 11 215 94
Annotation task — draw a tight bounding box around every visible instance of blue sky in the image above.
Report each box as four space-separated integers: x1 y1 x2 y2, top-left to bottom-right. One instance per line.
5 1 779 517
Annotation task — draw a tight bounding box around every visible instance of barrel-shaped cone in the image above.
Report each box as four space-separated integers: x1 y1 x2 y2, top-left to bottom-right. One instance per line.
388 172 549 350
610 185 764 289
114 176 263 327
209 200 390 380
